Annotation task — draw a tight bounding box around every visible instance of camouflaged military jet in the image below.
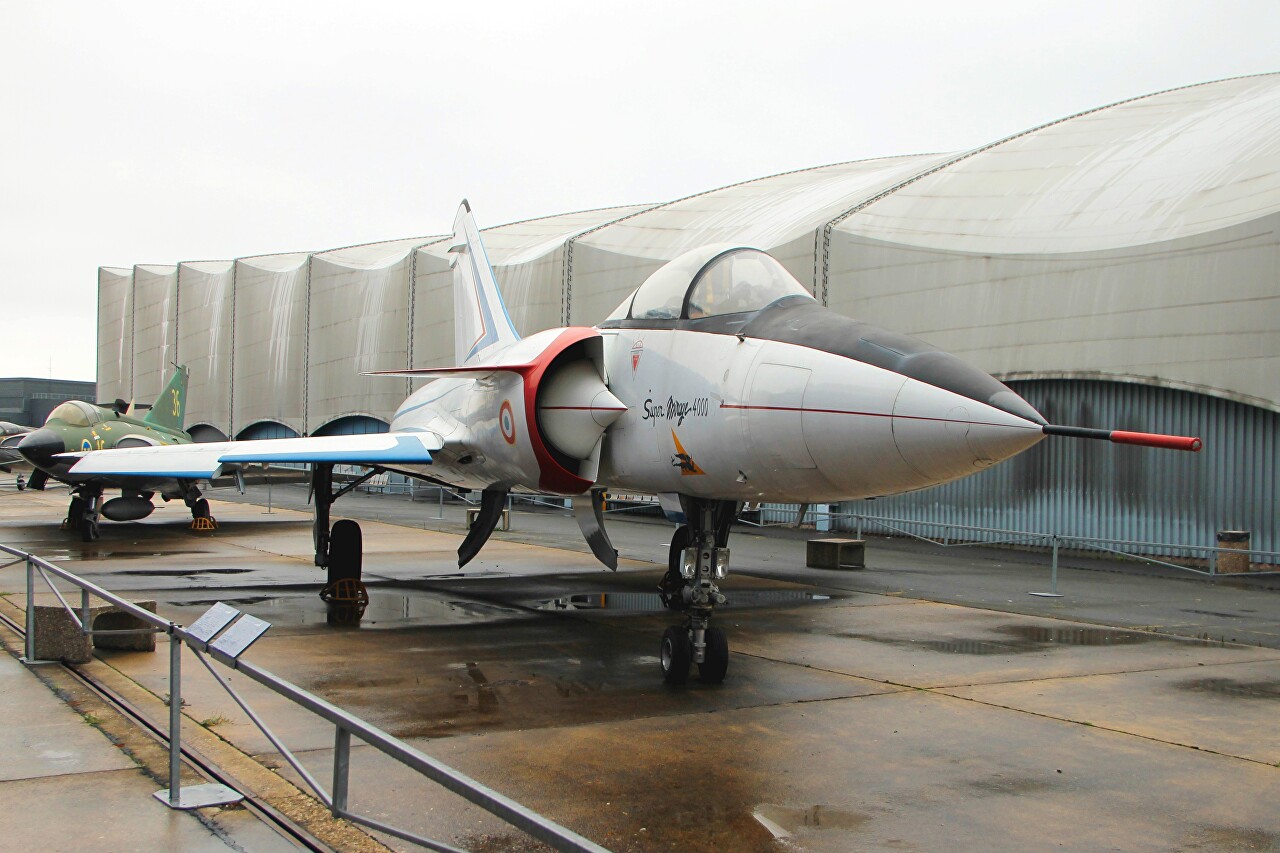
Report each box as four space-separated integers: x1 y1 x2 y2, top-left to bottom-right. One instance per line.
0 421 34 473
16 366 215 540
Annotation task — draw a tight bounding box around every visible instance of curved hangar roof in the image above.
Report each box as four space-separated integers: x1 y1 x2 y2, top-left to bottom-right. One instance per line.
841 73 1280 254
824 72 1280 413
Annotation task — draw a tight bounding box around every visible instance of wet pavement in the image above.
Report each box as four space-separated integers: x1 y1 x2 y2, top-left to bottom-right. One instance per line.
1 484 1278 852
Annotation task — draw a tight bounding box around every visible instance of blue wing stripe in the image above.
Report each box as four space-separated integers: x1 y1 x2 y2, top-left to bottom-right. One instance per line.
220 435 435 465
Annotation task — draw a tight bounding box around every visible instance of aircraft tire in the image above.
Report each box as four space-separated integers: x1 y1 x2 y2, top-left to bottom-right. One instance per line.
66 497 86 528
78 515 99 542
660 625 692 685
192 498 211 519
327 519 363 586
698 626 729 684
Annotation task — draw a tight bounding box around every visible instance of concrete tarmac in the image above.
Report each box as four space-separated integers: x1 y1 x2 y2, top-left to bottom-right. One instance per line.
1 483 1277 852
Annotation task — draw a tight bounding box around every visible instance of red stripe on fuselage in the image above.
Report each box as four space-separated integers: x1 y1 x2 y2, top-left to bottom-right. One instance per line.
719 403 1038 430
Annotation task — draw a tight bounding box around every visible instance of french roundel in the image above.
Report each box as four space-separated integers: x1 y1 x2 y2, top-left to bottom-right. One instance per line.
499 400 516 445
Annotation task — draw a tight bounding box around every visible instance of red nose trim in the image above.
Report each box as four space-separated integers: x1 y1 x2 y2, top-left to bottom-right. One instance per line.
1043 424 1202 452
1110 431 1202 452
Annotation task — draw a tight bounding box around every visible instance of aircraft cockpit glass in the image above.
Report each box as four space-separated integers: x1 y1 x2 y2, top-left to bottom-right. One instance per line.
684 249 814 319
627 274 687 320
46 401 96 427
619 247 816 323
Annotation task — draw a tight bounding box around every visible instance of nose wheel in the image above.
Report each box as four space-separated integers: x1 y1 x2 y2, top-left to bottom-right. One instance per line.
657 498 740 685
661 622 729 685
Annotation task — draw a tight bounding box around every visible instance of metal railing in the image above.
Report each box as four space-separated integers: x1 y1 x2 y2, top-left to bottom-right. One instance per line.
0 542 609 853
748 507 1280 584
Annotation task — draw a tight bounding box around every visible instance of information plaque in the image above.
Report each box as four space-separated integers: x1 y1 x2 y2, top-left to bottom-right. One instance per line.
210 613 271 659
186 602 241 643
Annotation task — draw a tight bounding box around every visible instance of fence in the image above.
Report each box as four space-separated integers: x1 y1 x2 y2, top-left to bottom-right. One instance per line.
0 542 609 853
746 503 1279 584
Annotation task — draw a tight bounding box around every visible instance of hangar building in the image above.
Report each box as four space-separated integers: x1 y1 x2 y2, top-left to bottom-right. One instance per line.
97 74 1280 556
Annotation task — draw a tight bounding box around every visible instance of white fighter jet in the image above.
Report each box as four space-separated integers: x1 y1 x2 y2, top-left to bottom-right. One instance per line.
67 202 1200 683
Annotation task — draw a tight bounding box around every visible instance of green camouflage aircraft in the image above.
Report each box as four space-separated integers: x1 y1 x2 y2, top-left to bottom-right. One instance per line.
16 366 217 540
0 421 34 474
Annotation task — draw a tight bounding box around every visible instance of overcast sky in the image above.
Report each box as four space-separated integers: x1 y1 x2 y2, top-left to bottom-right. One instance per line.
3 0 1278 382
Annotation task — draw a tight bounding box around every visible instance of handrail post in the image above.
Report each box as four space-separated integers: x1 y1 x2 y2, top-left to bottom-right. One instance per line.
1051 535 1060 595
24 556 35 662
168 630 182 806
81 588 92 636
333 726 351 816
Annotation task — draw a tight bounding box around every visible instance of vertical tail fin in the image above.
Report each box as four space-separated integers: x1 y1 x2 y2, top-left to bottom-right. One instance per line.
450 200 521 366
143 365 188 431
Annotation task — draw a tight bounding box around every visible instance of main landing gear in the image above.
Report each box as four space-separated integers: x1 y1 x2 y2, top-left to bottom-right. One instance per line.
64 485 103 542
311 463 376 624
183 485 216 531
656 498 740 685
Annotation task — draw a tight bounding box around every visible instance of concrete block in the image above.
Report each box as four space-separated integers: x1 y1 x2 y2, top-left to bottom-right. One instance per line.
32 605 93 663
32 600 158 662
806 538 866 570
93 600 157 652
466 507 510 531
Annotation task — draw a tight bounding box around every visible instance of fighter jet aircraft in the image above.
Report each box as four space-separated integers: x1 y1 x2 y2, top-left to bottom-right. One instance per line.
0 421 34 473
65 202 1200 683
16 366 219 540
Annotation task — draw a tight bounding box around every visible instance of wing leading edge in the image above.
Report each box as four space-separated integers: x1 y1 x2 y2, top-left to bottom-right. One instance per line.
62 431 444 480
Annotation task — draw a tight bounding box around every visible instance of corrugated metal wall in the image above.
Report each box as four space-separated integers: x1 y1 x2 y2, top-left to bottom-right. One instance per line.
847 380 1277 557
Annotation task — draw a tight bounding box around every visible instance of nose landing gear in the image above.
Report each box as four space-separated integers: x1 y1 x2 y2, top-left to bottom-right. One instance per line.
657 498 739 685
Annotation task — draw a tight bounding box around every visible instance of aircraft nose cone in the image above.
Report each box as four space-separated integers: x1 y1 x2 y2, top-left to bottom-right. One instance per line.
892 380 1044 483
17 428 65 469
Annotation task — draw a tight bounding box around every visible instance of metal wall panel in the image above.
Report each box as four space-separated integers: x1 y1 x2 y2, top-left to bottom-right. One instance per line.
826 213 1280 413
565 242 666 327
176 261 233 437
96 267 133 404
307 239 425 430
859 380 1278 557
410 245 451 389
231 253 309 437
130 264 177 408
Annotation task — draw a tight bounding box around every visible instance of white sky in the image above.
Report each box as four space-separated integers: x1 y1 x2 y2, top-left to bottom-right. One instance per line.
3 0 1278 382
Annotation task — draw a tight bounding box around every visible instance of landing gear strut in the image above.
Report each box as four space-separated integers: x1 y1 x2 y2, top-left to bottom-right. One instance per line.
311 463 378 620
657 497 739 685
65 485 103 542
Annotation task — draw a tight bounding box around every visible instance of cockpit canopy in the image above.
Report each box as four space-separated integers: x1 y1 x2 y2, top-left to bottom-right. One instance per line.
45 401 101 428
606 246 815 322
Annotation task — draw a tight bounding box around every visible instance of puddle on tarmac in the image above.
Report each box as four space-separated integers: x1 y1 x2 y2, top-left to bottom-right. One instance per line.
1176 678 1280 700
966 775 1059 796
37 549 211 562
167 589 530 629
122 567 252 576
842 623 1161 655
1181 608 1245 619
1185 826 1279 851
183 595 276 607
529 590 837 613
752 804 869 840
